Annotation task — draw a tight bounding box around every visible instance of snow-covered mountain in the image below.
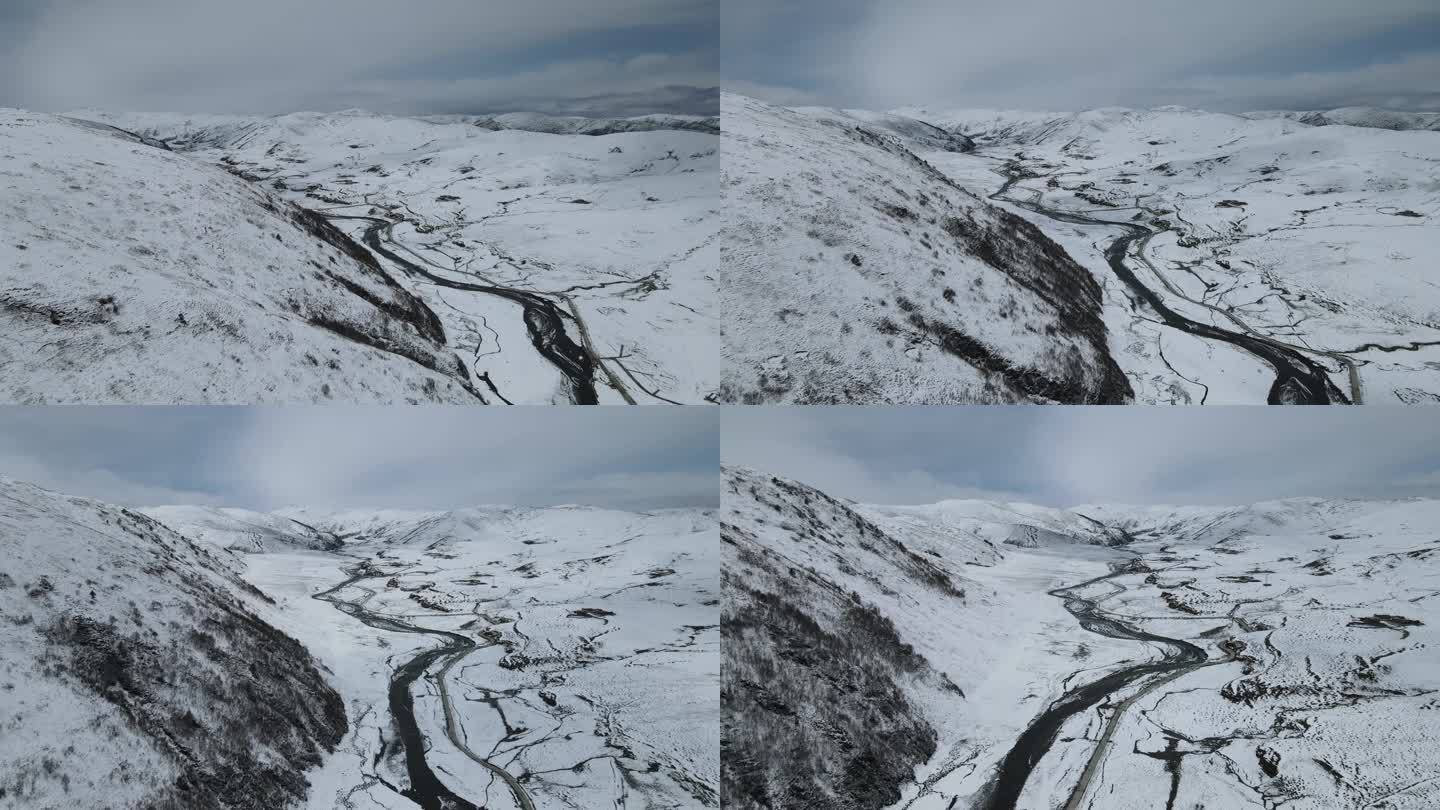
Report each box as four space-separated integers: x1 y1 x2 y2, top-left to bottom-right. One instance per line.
0 476 348 809
1244 107 1440 132
441 111 720 136
789 106 976 153
141 505 343 553
0 110 481 404
718 93 1133 404
74 107 718 404
722 466 1440 809
887 104 1440 404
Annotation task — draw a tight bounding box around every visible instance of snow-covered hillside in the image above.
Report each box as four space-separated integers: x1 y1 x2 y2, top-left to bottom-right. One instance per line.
719 93 1132 404
141 505 342 553
789 107 976 153
722 466 1440 810
1244 107 1440 132
78 107 719 404
143 499 720 809
441 111 720 136
0 110 481 404
0 476 348 809
892 104 1440 404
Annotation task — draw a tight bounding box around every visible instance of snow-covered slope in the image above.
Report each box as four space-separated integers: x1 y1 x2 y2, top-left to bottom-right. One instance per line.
895 104 1440 404
719 93 1132 404
79 108 719 404
722 467 1440 810
0 110 480 404
143 505 342 553
723 466 976 810
0 476 347 809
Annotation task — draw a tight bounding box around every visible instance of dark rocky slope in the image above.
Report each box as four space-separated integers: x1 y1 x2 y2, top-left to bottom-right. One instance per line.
0 477 346 809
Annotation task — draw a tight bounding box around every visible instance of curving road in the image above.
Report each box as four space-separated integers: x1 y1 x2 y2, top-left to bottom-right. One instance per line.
435 651 537 810
327 214 600 405
978 562 1208 810
314 561 535 810
990 171 1352 405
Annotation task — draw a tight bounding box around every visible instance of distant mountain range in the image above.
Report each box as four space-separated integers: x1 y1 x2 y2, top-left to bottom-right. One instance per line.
1243 106 1440 132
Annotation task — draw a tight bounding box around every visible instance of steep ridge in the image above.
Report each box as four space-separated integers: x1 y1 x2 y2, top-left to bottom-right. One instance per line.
722 466 981 810
0 110 478 404
722 467 1440 809
720 93 1132 404
0 477 347 809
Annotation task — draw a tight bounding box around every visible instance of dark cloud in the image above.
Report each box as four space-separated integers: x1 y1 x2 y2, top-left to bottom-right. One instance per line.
0 407 718 511
722 407 1440 507
724 0 1440 112
498 84 721 118
0 0 716 115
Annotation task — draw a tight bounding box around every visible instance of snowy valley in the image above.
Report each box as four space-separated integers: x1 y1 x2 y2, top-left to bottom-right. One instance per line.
721 94 1440 404
722 465 1440 809
0 477 719 810
0 106 717 404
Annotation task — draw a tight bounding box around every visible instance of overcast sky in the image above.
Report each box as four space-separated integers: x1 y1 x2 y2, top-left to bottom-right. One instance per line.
723 407 1440 508
0 0 716 115
0 408 717 511
725 0 1440 112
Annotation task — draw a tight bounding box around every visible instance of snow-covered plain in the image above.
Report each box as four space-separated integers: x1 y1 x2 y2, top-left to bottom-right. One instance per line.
895 105 1440 404
78 108 719 405
152 502 721 809
722 466 1440 810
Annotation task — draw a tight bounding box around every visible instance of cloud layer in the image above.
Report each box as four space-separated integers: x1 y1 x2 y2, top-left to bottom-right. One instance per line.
0 407 718 511
724 0 1440 111
722 407 1440 507
1 0 716 114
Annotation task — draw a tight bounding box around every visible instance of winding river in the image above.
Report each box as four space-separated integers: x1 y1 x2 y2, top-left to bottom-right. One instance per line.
991 173 1351 404
313 561 486 810
979 561 1208 810
325 214 599 405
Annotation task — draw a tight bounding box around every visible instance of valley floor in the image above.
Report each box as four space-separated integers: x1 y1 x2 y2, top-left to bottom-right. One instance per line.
239 529 718 810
